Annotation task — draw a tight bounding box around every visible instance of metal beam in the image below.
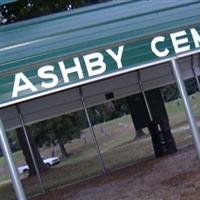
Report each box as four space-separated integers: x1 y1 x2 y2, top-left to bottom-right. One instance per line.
16 105 45 193
0 119 26 200
79 88 106 173
171 59 200 159
137 71 153 121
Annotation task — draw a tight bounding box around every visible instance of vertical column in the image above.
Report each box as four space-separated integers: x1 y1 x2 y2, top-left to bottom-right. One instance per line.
79 88 106 174
171 59 200 159
16 105 45 193
137 71 163 156
137 71 153 121
0 119 26 200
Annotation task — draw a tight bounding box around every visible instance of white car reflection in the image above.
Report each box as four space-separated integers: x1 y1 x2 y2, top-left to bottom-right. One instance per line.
17 156 60 174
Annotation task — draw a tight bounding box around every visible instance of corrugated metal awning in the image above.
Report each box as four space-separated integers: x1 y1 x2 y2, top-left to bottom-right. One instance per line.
0 0 200 128
0 0 17 6
1 0 200 72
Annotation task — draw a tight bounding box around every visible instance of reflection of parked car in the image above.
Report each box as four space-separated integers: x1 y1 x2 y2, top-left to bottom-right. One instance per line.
43 156 60 167
17 156 60 174
17 165 29 174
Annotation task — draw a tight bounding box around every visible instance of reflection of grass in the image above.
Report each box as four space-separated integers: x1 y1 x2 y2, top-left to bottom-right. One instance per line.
0 126 194 200
0 150 25 182
0 151 23 166
166 92 200 127
1 93 200 199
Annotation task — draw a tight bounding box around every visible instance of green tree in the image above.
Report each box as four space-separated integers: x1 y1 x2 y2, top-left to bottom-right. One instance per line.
16 127 46 176
30 114 81 159
161 78 198 102
1 0 111 24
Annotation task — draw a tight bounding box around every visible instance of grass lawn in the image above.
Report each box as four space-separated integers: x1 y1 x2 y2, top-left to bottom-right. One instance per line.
0 93 200 200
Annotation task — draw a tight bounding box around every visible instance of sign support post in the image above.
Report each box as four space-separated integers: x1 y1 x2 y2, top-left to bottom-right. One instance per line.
79 88 106 174
171 59 200 159
137 71 153 121
0 119 27 200
16 105 45 193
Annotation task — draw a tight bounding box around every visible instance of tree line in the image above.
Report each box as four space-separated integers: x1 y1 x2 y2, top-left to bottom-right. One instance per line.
0 0 111 24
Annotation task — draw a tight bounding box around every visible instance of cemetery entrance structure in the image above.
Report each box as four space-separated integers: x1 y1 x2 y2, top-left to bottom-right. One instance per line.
1 0 200 199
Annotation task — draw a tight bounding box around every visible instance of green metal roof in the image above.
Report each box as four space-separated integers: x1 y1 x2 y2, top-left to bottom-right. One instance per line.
0 0 17 6
1 0 200 73
0 0 200 108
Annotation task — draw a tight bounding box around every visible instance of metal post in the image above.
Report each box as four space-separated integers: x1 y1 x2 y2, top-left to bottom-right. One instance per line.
0 119 27 200
171 59 200 159
16 105 45 193
137 71 153 121
191 55 200 91
79 88 106 173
